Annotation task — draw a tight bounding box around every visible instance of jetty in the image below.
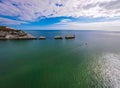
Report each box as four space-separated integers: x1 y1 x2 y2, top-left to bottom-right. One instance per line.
65 35 75 39
39 36 46 40
54 35 63 39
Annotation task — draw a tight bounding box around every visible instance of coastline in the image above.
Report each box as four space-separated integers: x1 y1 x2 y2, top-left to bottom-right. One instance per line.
0 26 37 40
0 26 75 40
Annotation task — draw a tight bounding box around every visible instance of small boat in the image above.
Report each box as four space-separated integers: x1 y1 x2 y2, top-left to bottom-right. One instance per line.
54 35 63 39
65 35 75 39
39 36 46 40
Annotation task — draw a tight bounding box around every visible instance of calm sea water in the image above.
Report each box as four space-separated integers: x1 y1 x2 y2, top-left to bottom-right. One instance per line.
0 30 120 88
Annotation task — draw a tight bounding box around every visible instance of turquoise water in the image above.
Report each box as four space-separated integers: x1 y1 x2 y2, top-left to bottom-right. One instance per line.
0 30 120 88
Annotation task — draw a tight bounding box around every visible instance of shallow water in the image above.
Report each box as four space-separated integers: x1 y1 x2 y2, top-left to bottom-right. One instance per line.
0 30 120 88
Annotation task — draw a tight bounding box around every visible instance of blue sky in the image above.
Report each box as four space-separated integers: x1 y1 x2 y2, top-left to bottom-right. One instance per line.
0 0 120 30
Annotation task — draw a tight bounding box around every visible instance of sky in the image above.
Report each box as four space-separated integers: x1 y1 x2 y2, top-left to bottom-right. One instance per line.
0 0 120 30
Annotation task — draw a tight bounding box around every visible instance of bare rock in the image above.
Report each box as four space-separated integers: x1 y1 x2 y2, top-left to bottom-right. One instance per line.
0 26 37 40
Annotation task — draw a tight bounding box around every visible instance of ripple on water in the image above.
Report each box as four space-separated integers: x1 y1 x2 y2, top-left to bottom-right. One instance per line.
92 53 120 88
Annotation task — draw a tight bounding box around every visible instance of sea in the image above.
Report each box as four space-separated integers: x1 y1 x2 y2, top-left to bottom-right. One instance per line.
0 30 120 88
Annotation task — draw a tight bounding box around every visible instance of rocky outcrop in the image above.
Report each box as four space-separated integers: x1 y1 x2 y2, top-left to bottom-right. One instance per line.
65 35 75 39
39 36 46 40
54 35 63 39
0 26 37 40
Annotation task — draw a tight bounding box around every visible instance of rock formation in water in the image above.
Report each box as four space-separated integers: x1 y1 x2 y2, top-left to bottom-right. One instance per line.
0 26 36 40
54 35 63 39
39 36 46 40
65 35 75 39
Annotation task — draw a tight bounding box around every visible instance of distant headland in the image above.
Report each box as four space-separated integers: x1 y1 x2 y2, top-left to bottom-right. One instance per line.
0 26 37 40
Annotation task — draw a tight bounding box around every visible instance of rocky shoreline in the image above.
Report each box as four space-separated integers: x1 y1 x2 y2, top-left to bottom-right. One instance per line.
0 26 37 40
0 26 76 40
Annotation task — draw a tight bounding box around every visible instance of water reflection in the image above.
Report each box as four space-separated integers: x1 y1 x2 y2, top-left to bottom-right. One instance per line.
93 53 120 88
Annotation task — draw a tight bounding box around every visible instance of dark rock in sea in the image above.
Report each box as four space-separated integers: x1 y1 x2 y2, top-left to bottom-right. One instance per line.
39 36 46 40
65 35 75 39
54 35 63 39
0 26 37 40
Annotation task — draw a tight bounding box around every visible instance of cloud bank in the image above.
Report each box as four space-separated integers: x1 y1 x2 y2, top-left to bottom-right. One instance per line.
0 0 120 30
0 17 27 25
0 0 120 21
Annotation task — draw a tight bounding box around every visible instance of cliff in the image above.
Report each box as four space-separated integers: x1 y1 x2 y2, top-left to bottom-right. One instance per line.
0 26 36 40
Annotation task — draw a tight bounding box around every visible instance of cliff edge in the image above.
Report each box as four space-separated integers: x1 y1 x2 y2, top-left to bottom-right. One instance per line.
0 26 36 40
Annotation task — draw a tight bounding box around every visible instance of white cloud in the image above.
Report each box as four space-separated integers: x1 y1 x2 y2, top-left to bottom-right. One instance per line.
41 19 120 31
0 0 120 21
21 20 120 31
59 19 72 24
0 17 27 25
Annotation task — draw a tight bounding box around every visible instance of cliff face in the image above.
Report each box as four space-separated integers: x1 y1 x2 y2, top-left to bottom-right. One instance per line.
0 26 36 40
